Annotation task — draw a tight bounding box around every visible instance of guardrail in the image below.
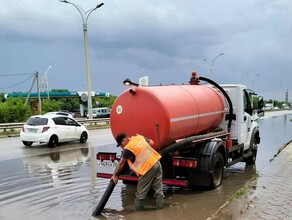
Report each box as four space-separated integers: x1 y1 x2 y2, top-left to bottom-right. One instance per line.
0 118 110 132
0 122 24 132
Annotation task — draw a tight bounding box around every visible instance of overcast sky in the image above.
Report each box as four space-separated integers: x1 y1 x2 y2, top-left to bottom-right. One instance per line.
0 0 291 101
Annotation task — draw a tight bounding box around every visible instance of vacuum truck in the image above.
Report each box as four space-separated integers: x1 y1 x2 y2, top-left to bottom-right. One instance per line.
96 72 264 189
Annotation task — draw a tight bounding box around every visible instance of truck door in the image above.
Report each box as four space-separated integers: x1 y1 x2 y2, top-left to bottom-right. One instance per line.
242 90 253 146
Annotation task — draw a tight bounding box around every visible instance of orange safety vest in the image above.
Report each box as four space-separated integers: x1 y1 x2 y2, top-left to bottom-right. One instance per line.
125 135 161 176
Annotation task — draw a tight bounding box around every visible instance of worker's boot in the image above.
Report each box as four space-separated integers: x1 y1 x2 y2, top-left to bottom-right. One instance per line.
155 197 164 209
134 199 145 211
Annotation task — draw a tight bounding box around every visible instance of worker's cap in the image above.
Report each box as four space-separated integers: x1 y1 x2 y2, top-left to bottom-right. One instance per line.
116 133 127 147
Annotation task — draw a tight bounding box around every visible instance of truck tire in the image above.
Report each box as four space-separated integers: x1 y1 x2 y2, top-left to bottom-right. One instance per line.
209 152 224 189
245 137 258 165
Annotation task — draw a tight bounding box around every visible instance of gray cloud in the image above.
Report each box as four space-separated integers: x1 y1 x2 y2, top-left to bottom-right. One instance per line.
0 0 291 100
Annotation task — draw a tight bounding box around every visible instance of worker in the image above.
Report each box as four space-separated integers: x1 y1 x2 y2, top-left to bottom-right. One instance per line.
111 132 165 211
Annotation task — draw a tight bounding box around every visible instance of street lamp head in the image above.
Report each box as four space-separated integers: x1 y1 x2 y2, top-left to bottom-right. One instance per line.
95 3 104 9
123 78 139 87
123 78 131 86
60 0 69 3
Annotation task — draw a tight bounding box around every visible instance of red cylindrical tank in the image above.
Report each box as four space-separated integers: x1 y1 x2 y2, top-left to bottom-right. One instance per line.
110 85 225 151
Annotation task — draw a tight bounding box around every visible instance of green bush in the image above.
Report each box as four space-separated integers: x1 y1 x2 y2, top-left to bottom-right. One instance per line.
41 99 63 114
0 98 31 123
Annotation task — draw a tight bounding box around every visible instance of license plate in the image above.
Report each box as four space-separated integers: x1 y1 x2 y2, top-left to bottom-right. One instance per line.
28 128 38 133
96 161 118 167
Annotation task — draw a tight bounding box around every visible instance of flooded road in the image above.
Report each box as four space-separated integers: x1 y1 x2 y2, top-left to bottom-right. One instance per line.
0 112 291 220
256 113 292 170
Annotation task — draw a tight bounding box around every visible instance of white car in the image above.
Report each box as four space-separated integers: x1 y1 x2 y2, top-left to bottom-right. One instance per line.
20 114 88 147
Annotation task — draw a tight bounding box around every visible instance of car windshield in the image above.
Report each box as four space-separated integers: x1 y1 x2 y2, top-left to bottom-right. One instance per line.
26 117 48 126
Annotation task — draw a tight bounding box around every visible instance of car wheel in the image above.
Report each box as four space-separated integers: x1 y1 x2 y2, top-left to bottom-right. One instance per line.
22 141 33 147
79 131 88 143
48 135 58 148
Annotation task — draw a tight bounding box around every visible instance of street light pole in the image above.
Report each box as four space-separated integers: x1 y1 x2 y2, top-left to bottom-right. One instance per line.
44 65 52 99
271 81 282 109
210 53 224 80
60 0 104 119
246 72 260 90
36 71 42 114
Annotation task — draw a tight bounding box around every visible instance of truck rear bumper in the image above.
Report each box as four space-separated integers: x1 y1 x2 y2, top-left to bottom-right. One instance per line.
96 173 188 187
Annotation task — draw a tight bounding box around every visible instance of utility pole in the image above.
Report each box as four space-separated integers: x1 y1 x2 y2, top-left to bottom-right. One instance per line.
25 74 37 105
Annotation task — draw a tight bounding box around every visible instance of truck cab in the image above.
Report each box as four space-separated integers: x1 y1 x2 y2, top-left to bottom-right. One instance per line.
220 85 259 150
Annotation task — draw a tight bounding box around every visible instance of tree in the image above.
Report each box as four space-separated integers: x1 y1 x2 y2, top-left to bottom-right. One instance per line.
49 89 81 112
0 98 31 123
93 96 116 108
41 99 62 114
59 98 80 112
0 93 5 103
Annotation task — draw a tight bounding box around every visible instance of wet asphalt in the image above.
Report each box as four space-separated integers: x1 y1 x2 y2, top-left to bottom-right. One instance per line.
210 141 292 220
210 111 292 220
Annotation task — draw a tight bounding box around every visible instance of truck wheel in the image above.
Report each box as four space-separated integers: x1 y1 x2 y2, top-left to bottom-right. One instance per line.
210 152 224 189
48 135 58 148
245 138 258 165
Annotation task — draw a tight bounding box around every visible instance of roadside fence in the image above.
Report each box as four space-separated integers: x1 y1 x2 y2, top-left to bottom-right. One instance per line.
0 118 110 132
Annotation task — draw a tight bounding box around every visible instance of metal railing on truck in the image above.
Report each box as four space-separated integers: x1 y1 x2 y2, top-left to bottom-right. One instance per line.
0 118 110 132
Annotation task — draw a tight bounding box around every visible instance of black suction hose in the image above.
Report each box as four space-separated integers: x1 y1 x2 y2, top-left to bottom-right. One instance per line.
161 131 227 156
198 76 235 131
92 179 116 216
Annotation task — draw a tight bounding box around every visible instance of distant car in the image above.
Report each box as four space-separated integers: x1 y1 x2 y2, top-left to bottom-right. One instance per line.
20 113 88 147
70 109 81 118
87 107 111 118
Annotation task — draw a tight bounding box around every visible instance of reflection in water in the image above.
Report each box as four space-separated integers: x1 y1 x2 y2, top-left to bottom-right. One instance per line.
23 148 90 185
0 148 94 220
256 114 292 170
283 114 287 127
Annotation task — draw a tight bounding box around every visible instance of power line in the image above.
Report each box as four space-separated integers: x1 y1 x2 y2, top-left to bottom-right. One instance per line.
0 74 35 90
0 73 35 76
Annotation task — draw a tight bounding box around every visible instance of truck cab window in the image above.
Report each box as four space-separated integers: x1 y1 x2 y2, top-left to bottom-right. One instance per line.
243 90 253 115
